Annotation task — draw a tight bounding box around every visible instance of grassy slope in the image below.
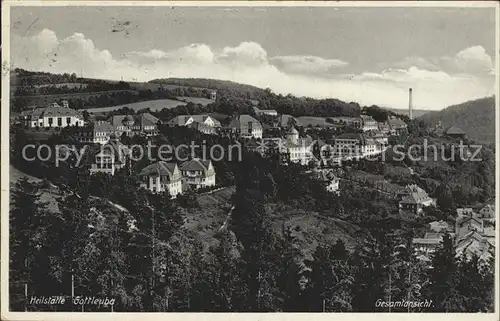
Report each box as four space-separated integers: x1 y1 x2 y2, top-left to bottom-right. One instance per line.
417 96 495 144
182 186 361 257
83 99 187 113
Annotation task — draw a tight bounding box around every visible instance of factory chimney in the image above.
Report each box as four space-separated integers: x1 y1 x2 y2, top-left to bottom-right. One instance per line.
408 88 413 120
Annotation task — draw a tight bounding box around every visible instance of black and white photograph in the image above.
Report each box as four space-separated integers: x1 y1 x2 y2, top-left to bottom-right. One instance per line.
1 1 498 318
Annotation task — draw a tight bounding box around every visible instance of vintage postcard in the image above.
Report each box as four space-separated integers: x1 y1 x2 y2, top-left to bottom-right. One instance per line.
1 1 498 320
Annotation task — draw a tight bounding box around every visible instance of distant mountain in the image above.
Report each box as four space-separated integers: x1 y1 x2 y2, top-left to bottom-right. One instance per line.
384 108 430 118
417 96 495 144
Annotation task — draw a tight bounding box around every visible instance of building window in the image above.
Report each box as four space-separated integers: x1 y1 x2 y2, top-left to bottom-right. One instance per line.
66 117 71 125
58 117 62 127
48 118 53 126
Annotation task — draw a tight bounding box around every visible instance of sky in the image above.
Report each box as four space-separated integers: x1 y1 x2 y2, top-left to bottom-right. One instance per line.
9 5 497 110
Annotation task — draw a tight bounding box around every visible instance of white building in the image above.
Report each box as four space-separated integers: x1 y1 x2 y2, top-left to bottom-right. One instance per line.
360 115 379 131
167 114 221 135
138 161 183 198
253 106 278 117
228 114 263 139
313 169 340 194
108 113 159 137
19 101 85 128
89 135 130 176
366 130 389 148
77 121 114 145
334 133 381 160
282 127 315 165
179 158 216 189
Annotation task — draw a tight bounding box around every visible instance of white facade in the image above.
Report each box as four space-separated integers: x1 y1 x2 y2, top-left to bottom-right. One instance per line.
180 159 217 189
360 116 379 132
89 140 129 176
140 176 183 198
326 178 340 193
30 115 85 128
21 102 85 128
288 144 314 165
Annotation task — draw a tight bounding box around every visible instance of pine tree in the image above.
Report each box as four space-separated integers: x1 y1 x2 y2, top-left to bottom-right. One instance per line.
427 233 460 311
10 178 51 310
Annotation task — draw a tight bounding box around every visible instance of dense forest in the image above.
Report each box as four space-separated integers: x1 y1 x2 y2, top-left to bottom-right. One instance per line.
418 96 495 144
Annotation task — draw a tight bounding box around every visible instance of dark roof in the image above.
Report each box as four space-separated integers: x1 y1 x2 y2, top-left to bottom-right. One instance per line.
336 133 366 144
179 158 212 172
228 114 262 130
108 113 159 128
97 140 129 163
83 121 114 132
167 114 221 127
280 114 300 128
387 117 407 129
22 102 83 119
139 161 178 177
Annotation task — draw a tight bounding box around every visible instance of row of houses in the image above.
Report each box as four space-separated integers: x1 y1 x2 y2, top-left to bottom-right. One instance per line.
88 135 216 197
412 205 495 264
19 101 161 141
279 114 407 134
244 128 389 167
19 100 407 144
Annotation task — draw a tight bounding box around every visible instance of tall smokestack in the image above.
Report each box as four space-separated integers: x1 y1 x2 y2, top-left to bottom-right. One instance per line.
408 88 413 120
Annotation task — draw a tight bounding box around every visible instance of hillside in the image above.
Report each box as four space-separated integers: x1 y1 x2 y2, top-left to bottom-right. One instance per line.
150 77 266 97
417 96 495 144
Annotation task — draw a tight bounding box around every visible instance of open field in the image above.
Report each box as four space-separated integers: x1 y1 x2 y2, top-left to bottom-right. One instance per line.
296 116 335 128
11 83 89 91
12 89 135 99
83 99 187 113
176 96 214 106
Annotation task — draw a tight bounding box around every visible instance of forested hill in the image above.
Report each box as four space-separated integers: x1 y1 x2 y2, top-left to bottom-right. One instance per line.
150 78 266 98
417 96 495 144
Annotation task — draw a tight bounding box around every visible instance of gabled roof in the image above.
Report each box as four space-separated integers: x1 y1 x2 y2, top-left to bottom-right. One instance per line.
366 129 387 138
280 114 300 128
84 121 114 132
387 117 407 129
22 102 83 119
336 133 366 144
360 115 376 122
456 215 483 227
168 114 221 127
139 161 178 178
96 139 130 163
228 114 262 130
179 158 212 172
108 113 159 128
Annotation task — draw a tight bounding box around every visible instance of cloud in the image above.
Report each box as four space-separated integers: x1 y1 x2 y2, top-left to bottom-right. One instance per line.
441 45 494 75
218 41 268 67
126 44 215 65
390 45 494 75
270 55 348 75
10 29 495 110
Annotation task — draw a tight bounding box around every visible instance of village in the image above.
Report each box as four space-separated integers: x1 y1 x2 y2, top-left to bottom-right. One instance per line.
14 85 493 269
